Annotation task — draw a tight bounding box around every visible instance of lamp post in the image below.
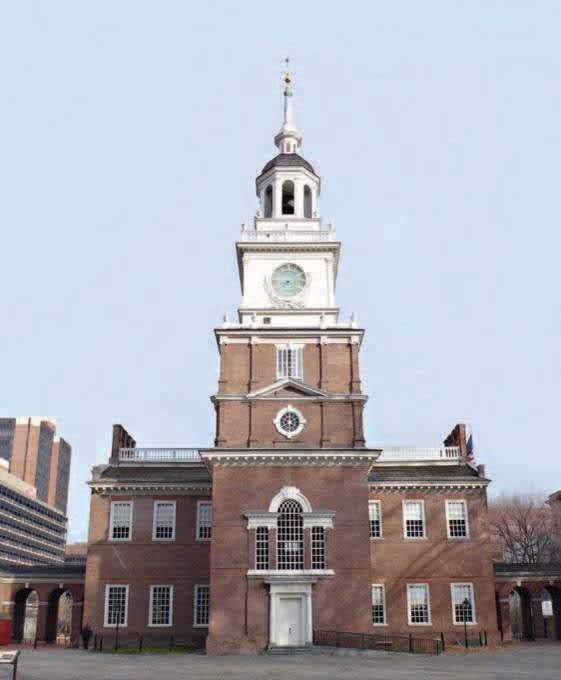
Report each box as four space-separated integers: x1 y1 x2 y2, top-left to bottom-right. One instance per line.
115 604 121 651
462 598 471 650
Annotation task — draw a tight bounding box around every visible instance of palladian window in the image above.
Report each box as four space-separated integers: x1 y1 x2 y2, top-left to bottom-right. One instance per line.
277 499 304 569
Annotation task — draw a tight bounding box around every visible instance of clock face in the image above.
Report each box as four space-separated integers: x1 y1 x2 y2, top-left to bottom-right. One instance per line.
271 263 306 297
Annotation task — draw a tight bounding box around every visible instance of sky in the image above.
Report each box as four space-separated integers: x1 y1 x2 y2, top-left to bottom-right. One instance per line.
1 1 560 542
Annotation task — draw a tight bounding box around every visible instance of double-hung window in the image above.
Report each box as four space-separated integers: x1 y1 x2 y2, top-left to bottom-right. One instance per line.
194 585 210 627
276 345 303 381
446 500 469 538
407 584 431 625
104 585 128 627
149 585 173 626
311 527 325 569
403 500 425 539
153 501 176 540
197 501 212 540
109 501 133 541
371 585 386 625
255 527 269 570
451 583 476 624
368 501 382 538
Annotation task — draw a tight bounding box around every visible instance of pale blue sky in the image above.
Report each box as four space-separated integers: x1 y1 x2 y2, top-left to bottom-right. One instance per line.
1 1 560 542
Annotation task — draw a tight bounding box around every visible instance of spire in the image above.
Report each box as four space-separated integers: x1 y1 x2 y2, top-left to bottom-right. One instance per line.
274 58 302 154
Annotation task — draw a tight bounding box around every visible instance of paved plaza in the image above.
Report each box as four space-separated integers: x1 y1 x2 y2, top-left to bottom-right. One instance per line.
2 643 560 680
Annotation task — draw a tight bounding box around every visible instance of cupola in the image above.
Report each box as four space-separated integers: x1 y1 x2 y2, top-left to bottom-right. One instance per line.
255 62 321 222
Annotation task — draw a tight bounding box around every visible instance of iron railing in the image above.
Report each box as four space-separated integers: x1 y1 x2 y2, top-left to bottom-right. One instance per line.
313 630 442 655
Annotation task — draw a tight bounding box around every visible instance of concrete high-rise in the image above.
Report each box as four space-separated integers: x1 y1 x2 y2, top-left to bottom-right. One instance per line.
0 417 71 513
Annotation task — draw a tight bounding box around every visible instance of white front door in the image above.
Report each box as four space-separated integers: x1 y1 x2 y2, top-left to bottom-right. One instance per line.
277 597 303 646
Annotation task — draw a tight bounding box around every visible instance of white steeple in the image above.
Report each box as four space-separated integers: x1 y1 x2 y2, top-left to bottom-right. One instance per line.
235 66 341 329
274 59 302 154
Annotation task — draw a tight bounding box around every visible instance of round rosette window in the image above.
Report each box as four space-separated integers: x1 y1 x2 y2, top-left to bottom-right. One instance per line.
274 405 306 439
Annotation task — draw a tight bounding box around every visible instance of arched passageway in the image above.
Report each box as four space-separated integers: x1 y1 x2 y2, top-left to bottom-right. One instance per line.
46 589 73 642
509 587 534 640
12 589 38 642
541 587 561 640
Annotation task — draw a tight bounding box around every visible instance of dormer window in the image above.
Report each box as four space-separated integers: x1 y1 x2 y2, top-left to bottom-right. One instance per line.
282 180 295 215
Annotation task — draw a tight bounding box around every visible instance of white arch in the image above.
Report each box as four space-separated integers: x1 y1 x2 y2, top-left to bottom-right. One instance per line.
268 486 312 513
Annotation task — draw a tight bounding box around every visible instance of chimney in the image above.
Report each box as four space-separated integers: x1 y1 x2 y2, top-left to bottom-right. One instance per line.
443 423 468 459
110 424 136 464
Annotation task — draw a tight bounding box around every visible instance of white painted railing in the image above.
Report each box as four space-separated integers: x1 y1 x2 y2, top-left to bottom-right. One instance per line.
118 448 201 463
239 229 335 242
377 446 461 462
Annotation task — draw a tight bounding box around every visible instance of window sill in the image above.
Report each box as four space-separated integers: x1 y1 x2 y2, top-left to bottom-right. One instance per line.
372 623 388 627
453 621 478 626
193 624 209 628
446 536 470 541
247 569 335 577
103 624 128 628
152 537 176 542
369 537 383 541
148 623 172 628
403 537 428 541
407 622 432 626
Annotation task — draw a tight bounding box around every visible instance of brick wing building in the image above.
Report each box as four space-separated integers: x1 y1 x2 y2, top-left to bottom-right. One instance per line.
83 71 499 652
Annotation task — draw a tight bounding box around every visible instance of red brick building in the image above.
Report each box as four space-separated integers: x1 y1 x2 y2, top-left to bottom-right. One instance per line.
83 72 501 652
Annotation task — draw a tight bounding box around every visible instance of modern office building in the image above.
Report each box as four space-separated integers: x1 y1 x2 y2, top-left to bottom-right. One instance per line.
0 417 71 513
0 460 67 566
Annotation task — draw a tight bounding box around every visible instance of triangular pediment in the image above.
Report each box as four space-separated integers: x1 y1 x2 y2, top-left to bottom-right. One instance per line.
247 378 331 399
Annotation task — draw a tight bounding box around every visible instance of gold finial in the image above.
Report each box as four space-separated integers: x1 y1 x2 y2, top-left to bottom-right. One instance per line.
284 57 291 85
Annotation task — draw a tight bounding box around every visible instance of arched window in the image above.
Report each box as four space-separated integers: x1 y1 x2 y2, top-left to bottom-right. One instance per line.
277 499 303 569
282 181 295 215
303 185 312 218
264 185 273 218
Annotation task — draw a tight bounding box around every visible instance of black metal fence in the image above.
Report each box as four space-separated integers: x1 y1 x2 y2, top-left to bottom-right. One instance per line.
90 631 204 653
313 630 442 655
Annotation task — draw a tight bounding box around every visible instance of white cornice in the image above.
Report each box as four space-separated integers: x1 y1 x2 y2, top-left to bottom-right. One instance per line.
200 449 379 468
211 393 367 403
368 481 488 491
88 482 212 496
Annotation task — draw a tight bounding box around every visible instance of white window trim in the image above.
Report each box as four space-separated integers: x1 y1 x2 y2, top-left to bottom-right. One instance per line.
196 500 212 541
275 344 304 381
273 404 307 439
368 500 383 539
109 501 133 542
445 499 470 539
402 500 426 540
193 584 210 628
451 582 477 625
407 583 432 626
371 584 387 626
148 585 174 627
103 584 129 627
152 500 176 541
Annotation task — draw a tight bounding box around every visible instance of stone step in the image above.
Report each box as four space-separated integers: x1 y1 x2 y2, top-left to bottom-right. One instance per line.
267 645 313 655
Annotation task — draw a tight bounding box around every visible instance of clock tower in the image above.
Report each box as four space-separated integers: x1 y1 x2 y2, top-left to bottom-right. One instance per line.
202 68 377 654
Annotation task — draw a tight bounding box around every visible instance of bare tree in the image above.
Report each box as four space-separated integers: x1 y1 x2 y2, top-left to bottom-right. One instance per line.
489 493 555 564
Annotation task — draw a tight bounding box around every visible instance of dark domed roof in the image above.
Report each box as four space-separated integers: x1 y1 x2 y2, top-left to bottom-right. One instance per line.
260 153 316 176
